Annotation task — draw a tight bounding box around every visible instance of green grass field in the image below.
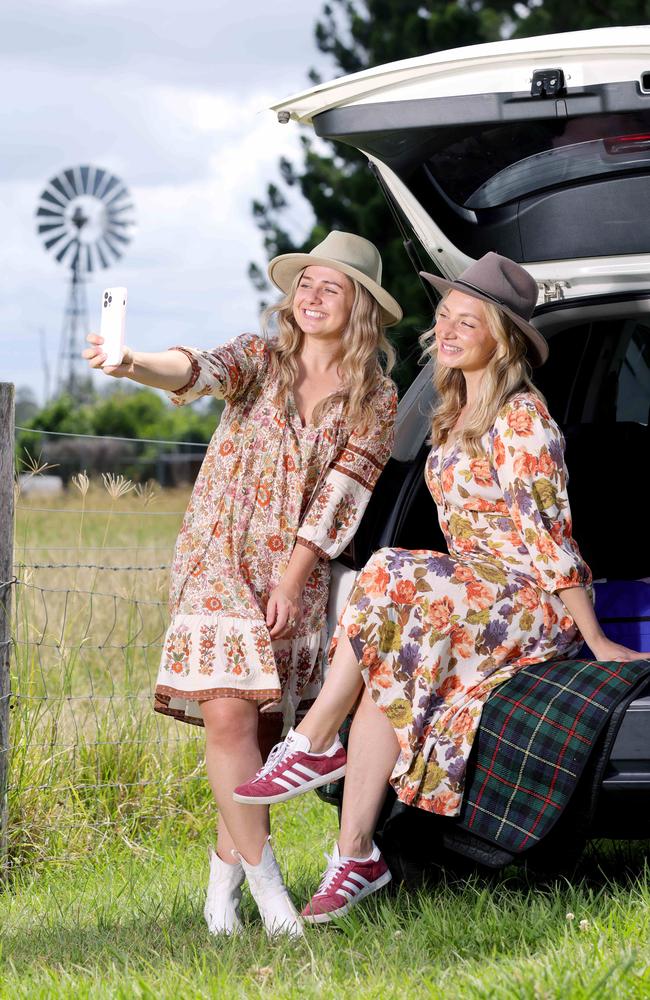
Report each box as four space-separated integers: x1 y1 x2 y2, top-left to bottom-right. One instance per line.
3 475 649 998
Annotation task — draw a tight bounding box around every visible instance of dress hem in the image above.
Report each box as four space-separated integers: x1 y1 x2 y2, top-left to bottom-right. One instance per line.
154 689 316 728
155 683 280 702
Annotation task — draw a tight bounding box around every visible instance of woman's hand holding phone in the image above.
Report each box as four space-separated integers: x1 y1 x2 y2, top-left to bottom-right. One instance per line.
83 286 134 377
83 333 135 378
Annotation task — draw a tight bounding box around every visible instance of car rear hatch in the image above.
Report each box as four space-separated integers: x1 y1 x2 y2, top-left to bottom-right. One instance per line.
275 27 650 836
272 25 650 299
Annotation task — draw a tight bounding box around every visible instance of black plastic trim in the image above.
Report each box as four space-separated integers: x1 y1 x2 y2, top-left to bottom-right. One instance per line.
313 81 650 155
533 288 650 320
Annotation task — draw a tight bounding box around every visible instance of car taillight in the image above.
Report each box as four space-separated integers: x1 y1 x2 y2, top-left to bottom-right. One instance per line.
604 133 650 154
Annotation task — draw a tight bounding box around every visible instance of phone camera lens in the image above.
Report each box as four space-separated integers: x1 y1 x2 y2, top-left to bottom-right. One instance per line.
108 295 112 303
103 301 107 308
104 292 109 299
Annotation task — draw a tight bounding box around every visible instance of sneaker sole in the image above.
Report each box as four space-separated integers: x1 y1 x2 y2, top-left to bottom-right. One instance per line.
232 764 347 805
303 869 392 924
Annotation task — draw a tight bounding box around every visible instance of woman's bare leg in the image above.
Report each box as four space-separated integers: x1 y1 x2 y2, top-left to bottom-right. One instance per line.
337 689 399 858
295 633 364 752
201 697 270 864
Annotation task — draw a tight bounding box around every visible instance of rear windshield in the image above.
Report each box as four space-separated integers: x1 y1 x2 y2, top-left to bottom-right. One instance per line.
425 112 650 209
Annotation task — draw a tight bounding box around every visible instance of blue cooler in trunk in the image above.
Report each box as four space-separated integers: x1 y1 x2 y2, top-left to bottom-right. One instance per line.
580 580 650 658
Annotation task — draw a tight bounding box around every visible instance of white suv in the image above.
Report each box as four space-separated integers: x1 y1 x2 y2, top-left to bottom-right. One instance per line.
272 26 650 865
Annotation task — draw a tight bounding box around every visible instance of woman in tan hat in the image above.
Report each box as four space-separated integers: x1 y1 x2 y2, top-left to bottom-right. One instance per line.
83 230 401 937
235 252 643 923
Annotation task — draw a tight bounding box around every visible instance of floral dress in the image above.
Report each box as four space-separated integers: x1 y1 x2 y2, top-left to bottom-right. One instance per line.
335 392 592 816
154 333 397 727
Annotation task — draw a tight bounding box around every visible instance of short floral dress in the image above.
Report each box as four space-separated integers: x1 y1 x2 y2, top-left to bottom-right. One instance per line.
154 333 397 727
336 392 592 816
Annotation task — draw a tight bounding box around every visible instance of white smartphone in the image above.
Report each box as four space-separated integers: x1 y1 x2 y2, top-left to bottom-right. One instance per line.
100 287 127 367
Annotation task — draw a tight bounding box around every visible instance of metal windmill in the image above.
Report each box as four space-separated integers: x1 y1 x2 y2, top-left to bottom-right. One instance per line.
35 165 135 397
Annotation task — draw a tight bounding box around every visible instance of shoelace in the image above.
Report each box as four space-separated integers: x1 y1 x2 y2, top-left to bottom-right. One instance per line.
253 738 297 782
315 852 349 895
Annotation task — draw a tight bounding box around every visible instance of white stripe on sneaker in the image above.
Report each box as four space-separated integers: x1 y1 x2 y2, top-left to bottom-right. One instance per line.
279 769 310 785
273 776 302 791
291 762 321 779
346 873 370 888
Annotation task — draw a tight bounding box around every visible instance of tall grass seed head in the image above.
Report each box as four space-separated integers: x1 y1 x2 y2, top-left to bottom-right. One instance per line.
102 473 135 500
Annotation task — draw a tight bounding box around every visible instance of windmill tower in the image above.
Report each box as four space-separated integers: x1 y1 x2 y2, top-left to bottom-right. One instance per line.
35 165 135 398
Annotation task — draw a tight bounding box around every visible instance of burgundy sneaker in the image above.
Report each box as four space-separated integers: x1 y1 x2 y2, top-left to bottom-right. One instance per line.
232 728 347 805
302 843 392 923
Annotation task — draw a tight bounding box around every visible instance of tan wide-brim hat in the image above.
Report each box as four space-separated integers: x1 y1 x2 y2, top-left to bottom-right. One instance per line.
421 252 548 367
268 230 403 327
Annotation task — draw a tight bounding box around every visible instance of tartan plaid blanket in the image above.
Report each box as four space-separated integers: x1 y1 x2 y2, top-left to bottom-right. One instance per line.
455 657 650 855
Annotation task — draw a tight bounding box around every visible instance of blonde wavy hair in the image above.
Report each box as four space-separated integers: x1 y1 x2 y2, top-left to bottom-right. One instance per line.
262 270 396 432
421 294 545 457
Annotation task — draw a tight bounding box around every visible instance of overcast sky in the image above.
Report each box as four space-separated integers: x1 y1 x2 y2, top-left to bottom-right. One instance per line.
1 0 328 401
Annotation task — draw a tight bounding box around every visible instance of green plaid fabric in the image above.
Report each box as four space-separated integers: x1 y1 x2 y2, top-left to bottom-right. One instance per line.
456 657 650 853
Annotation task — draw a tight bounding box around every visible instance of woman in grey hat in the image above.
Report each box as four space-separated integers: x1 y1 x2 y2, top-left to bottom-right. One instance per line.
83 231 401 937
235 252 643 923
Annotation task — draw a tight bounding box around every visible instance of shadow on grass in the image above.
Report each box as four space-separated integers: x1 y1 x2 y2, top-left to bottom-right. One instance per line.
381 834 650 898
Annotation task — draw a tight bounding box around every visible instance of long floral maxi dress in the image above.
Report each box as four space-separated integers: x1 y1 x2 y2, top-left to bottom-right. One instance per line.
335 392 592 816
153 333 397 728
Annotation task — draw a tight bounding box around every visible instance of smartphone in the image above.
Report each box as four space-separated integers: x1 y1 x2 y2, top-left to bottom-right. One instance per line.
100 287 127 367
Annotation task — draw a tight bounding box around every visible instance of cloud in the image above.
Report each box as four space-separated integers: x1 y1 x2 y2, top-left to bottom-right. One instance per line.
0 0 327 398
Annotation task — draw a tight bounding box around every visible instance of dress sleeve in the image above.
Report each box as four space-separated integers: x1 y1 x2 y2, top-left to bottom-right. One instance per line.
166 333 269 406
296 378 398 561
490 395 591 593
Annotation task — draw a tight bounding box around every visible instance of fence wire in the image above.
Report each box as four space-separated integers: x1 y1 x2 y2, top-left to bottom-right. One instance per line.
4 437 217 875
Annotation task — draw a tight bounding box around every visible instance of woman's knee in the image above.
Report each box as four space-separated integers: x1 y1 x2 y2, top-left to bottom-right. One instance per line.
201 697 259 749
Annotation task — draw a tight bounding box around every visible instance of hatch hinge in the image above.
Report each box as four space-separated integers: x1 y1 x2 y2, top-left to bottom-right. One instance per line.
538 280 568 304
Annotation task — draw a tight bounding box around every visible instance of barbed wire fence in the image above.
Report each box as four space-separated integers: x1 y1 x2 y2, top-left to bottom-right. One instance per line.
1 382 225 879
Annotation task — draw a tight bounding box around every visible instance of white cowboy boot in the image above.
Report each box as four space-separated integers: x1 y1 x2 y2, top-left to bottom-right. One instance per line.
204 848 246 935
237 838 304 938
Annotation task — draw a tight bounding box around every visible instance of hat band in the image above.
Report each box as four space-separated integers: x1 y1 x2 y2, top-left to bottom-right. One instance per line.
454 278 507 308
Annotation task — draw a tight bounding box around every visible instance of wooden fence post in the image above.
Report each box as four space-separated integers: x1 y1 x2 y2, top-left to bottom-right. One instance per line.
0 383 15 879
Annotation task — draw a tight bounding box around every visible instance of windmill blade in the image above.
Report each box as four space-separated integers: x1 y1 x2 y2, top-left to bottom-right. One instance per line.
44 229 69 251
79 165 91 193
108 203 135 219
100 175 120 200
38 222 67 235
91 167 106 197
105 217 132 230
54 237 78 263
94 170 114 200
36 206 65 219
106 227 131 246
104 185 130 207
40 189 67 210
108 190 132 207
95 240 111 269
63 168 80 196
49 177 73 201
101 234 123 260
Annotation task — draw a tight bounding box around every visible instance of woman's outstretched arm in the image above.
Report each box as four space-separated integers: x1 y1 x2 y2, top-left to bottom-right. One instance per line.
83 334 192 392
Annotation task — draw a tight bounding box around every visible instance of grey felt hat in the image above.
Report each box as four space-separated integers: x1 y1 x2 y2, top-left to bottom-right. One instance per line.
268 230 403 327
420 252 548 366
